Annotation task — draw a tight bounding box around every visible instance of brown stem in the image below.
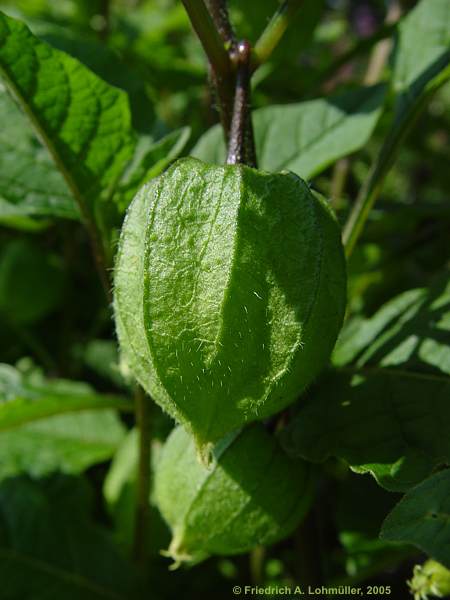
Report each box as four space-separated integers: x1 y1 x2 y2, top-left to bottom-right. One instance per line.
182 0 234 141
227 41 257 167
133 386 152 567
204 0 235 47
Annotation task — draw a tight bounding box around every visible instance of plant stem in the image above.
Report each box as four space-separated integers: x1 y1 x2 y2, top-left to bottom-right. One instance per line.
204 0 235 47
252 0 304 70
294 509 322 588
227 41 257 167
330 157 350 209
182 0 234 140
343 64 450 257
250 546 265 585
133 386 152 567
181 0 231 78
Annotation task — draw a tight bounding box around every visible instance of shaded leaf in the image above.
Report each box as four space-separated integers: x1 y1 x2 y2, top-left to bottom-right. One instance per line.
192 85 385 178
334 473 411 578
281 370 450 492
0 238 66 324
0 362 132 432
283 276 450 491
0 474 138 599
381 469 450 569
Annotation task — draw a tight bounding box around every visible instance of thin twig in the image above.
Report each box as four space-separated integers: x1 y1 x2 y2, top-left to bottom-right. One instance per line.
204 0 235 47
182 0 234 140
227 41 257 167
133 386 152 567
181 0 231 78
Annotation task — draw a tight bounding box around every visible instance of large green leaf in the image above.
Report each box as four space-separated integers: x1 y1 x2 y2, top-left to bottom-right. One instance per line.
281 370 450 492
0 11 190 228
0 11 135 219
381 470 450 569
191 85 385 178
0 88 77 224
0 362 132 432
0 474 138 599
393 0 450 113
281 275 450 491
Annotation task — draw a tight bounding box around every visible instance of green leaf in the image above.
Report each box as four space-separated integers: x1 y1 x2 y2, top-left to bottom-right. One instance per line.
0 11 136 222
282 275 450 491
0 88 78 223
0 362 132 432
0 474 138 599
79 339 127 389
0 238 66 324
112 127 191 212
192 85 385 178
0 409 126 479
281 370 450 492
393 0 450 113
334 274 450 376
381 469 450 569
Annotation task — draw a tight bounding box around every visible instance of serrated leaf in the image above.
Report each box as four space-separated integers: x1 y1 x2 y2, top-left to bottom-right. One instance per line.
192 85 385 178
0 474 138 599
381 470 450 569
282 275 450 491
0 11 136 223
393 0 450 112
0 362 132 432
0 88 78 223
281 370 450 492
